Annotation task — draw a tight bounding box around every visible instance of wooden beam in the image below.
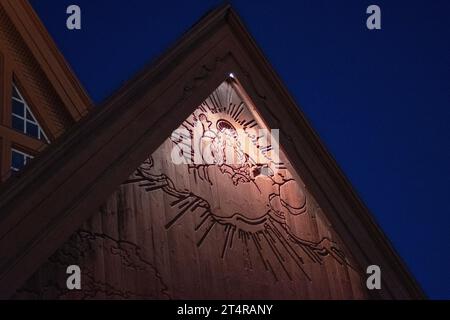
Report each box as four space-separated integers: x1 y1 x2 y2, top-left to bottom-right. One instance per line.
0 52 12 128
0 125 47 154
0 138 10 182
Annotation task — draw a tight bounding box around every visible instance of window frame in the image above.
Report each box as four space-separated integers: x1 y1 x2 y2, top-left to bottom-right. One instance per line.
11 83 49 143
10 147 33 172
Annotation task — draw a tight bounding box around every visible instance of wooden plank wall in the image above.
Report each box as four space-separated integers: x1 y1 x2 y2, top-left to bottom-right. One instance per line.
14 82 368 299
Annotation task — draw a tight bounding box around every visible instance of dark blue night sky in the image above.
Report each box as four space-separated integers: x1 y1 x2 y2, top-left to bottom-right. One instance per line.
29 0 450 299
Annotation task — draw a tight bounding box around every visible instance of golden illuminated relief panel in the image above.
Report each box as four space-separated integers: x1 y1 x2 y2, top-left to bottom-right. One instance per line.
16 81 367 299
119 80 366 298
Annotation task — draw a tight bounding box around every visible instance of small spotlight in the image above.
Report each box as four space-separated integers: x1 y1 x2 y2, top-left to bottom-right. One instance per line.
229 72 235 79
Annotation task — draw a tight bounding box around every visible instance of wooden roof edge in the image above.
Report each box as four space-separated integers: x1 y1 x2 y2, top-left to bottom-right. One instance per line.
1 0 93 120
225 7 425 299
0 2 234 204
0 3 425 299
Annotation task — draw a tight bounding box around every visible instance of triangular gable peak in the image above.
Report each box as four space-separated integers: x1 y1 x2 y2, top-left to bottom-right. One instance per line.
0 5 423 299
0 0 91 181
17 79 368 299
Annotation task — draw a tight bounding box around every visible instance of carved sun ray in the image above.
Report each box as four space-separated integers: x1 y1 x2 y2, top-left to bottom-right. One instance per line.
124 81 355 282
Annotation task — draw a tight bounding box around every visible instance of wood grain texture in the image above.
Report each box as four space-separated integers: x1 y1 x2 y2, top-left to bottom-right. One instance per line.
15 82 367 299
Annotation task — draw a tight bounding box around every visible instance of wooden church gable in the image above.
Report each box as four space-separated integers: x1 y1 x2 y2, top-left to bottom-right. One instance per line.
0 4 422 299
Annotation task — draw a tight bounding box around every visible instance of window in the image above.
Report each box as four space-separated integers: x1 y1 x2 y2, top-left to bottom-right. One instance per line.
11 148 33 172
12 84 49 142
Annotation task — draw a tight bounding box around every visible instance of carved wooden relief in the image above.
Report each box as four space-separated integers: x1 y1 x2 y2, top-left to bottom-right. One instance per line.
15 81 367 299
